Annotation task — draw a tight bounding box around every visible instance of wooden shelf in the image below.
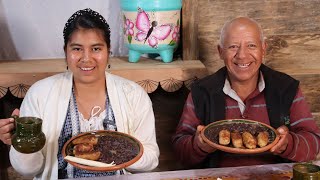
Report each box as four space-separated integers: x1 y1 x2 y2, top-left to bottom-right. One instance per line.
0 57 208 95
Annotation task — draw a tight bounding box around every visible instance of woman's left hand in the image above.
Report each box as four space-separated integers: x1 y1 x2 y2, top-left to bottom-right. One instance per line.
270 125 289 155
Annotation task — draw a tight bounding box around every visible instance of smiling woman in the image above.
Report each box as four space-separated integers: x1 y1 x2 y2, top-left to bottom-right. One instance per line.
7 8 159 180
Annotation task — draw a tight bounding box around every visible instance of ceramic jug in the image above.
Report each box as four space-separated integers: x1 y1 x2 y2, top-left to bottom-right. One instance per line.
11 116 46 154
120 0 182 63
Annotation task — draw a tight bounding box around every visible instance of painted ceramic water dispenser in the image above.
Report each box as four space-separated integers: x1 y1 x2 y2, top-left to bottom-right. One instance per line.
120 0 182 63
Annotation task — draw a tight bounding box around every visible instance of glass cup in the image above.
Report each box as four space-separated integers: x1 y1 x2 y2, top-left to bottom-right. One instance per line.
293 163 320 180
11 116 46 153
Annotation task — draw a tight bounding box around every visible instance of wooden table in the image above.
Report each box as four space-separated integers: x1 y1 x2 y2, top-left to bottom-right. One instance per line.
68 162 320 180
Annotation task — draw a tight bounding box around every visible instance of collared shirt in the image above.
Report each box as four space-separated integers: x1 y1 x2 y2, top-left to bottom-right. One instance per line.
223 72 265 114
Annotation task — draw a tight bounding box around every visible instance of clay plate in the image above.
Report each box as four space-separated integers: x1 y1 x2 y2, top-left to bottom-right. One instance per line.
200 119 280 154
62 130 143 172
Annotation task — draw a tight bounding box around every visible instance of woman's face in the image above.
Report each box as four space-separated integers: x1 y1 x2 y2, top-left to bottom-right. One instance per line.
65 28 109 85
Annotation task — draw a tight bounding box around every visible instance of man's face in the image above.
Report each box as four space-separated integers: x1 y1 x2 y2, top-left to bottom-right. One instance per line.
218 20 266 84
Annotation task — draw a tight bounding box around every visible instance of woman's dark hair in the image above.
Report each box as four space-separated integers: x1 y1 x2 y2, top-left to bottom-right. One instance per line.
63 8 111 49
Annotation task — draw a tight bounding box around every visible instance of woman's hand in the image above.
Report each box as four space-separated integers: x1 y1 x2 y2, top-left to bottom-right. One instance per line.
270 125 289 155
194 125 216 153
0 109 20 145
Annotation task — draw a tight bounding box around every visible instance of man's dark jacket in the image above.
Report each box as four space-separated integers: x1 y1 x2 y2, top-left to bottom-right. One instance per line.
191 64 299 167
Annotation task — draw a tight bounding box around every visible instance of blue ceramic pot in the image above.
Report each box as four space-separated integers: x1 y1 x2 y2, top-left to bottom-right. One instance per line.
120 0 182 63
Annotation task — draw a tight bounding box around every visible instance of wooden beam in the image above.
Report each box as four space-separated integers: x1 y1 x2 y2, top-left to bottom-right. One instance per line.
0 57 208 94
182 0 199 60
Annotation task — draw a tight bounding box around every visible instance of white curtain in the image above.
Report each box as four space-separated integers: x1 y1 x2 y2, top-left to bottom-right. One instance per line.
0 0 127 60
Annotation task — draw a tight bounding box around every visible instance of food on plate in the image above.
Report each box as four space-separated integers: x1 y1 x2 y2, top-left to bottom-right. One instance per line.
71 135 101 161
73 143 101 161
257 131 269 147
97 135 139 165
202 120 279 154
74 151 101 161
66 132 140 165
242 131 257 149
219 129 231 145
219 130 269 149
231 131 244 148
72 134 98 145
73 143 94 153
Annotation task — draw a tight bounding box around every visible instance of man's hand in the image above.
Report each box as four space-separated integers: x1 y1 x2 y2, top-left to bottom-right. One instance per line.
270 125 289 155
194 125 216 153
0 109 20 145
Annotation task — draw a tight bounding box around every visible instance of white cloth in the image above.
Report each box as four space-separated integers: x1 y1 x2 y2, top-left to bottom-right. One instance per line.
9 72 159 180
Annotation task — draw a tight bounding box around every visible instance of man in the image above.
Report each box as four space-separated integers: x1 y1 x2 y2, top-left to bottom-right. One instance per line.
172 17 320 168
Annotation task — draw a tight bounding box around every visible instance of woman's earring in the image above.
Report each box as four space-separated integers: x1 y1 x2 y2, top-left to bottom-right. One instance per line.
106 64 111 72
66 65 68 70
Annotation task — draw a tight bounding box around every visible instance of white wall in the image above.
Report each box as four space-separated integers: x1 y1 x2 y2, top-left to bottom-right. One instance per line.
0 0 127 60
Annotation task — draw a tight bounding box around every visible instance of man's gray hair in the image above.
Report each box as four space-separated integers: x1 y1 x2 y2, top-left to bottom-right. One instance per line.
219 17 265 48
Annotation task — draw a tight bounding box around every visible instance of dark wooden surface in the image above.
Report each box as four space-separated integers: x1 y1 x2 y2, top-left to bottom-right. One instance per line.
149 86 189 171
0 143 9 180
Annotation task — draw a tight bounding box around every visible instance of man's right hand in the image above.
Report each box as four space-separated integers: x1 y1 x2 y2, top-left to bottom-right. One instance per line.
194 125 216 153
0 109 20 145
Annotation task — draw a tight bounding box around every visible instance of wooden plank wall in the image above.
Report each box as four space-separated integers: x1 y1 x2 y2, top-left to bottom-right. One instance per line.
182 0 199 60
190 0 320 121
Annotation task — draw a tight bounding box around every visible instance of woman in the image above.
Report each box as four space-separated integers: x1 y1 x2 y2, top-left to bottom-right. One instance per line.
9 8 159 179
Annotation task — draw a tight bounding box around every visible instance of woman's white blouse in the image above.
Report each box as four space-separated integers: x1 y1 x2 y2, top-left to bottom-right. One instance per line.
10 72 159 179
79 106 106 132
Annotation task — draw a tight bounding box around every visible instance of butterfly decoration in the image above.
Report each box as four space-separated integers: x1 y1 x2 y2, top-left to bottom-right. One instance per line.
135 7 173 48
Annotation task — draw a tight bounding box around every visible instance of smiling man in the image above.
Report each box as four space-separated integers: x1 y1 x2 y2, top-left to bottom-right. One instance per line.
172 17 320 168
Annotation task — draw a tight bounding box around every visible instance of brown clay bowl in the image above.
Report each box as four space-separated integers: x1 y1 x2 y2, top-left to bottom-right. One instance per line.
200 119 280 154
62 130 143 172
